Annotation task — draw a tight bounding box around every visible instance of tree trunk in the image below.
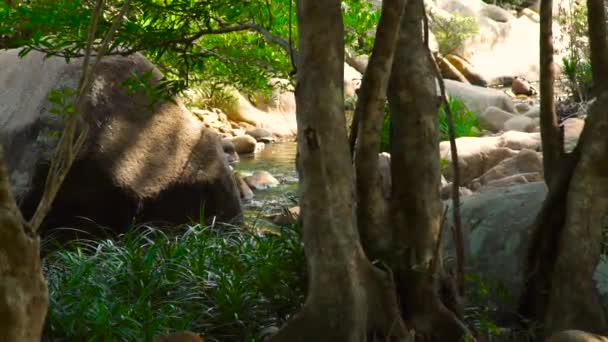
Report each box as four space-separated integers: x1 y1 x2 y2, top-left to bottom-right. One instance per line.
270 1 410 340
520 1 608 333
0 150 48 341
354 0 406 262
538 0 562 187
542 93 608 334
387 0 468 339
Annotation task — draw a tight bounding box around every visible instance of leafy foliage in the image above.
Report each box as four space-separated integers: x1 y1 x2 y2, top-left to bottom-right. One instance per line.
43 223 305 342
439 97 481 141
182 82 240 114
2 0 380 97
428 11 478 56
557 1 593 100
562 56 593 100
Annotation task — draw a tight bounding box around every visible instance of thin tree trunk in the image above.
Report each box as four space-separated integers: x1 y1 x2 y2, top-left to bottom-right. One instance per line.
354 0 406 261
387 0 468 339
270 1 410 340
539 0 562 187
0 150 48 341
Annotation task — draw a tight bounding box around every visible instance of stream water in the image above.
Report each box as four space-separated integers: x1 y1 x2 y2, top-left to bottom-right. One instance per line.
234 141 299 213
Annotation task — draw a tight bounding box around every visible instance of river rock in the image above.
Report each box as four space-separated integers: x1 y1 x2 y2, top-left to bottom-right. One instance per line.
445 79 516 115
221 139 240 164
233 172 254 201
0 49 242 240
480 4 515 23
269 206 300 226
478 106 516 132
515 102 531 114
563 117 585 153
154 331 203 342
475 172 543 192
471 149 543 187
524 105 541 119
246 127 275 143
230 135 258 154
440 131 542 184
440 184 474 200
511 77 535 96
443 181 608 312
546 330 608 342
244 170 280 190
503 115 537 132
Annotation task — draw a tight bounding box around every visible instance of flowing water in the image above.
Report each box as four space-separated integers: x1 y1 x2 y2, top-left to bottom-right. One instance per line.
234 141 299 212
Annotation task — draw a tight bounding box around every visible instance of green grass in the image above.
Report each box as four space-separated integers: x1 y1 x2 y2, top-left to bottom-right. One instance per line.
42 223 306 342
439 97 481 141
378 97 481 152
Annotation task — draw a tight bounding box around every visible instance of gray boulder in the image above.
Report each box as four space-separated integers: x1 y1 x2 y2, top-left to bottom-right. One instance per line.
0 49 242 241
443 182 608 311
445 79 517 115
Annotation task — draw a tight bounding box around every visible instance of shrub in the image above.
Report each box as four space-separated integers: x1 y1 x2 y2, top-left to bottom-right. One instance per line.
183 82 239 115
43 223 305 342
439 97 481 141
428 11 479 56
557 0 593 100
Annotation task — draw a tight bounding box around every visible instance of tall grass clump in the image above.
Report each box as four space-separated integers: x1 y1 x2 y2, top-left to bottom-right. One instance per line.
43 224 305 342
439 97 481 141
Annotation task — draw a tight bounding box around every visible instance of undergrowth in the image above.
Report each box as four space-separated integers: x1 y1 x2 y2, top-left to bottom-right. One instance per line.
42 223 306 342
377 97 480 152
439 97 481 141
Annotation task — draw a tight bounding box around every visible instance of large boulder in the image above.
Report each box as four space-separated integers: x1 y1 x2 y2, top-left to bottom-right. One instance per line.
470 148 543 188
443 182 608 311
478 106 516 132
430 0 569 82
228 135 258 154
440 131 542 184
0 49 242 240
445 79 516 115
503 115 537 132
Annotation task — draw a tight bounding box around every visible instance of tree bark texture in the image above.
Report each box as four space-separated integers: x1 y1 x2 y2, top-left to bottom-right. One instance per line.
542 93 608 335
0 150 48 342
521 1 608 336
539 0 562 187
387 0 468 339
270 1 410 340
354 0 406 262
520 95 608 338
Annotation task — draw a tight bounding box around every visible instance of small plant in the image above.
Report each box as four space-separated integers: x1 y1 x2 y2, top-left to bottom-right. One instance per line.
43 223 305 342
428 11 479 56
183 82 239 115
562 56 593 101
464 273 510 339
557 0 593 101
439 97 481 141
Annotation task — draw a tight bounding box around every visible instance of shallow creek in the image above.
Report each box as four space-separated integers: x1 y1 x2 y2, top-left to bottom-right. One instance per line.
233 141 299 220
